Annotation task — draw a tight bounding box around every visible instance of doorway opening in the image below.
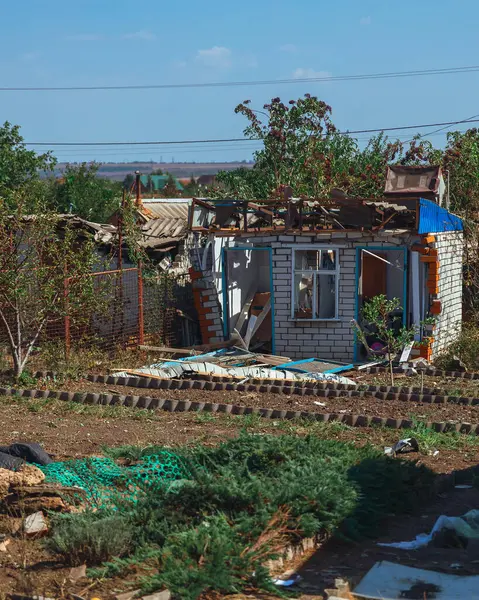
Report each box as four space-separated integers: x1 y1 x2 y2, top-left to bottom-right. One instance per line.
222 247 275 354
355 247 408 361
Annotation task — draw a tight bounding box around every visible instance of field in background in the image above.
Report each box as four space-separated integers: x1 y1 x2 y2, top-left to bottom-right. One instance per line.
53 161 254 181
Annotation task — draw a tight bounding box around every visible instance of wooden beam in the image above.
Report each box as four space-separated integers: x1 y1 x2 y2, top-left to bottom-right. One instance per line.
138 345 196 355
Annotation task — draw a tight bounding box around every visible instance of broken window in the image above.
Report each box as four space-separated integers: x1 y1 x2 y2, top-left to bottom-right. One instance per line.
293 249 338 319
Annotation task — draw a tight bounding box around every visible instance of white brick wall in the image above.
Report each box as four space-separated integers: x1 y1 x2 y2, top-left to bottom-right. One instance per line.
229 231 415 361
431 231 463 356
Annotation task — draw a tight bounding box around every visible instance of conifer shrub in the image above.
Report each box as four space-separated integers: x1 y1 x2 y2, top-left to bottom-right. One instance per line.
46 434 435 599
46 511 135 566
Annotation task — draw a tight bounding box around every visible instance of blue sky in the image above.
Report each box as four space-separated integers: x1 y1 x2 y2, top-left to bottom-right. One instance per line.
1 0 478 163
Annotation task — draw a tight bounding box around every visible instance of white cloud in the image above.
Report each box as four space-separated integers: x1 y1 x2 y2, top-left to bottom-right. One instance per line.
64 33 105 41
360 16 372 25
122 30 156 41
280 43 298 53
195 46 232 68
293 67 331 80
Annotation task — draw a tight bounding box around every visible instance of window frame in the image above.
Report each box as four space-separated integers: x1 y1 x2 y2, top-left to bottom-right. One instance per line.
290 246 341 321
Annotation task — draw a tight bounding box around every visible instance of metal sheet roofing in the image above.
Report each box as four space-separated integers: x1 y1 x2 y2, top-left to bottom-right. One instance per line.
418 198 463 233
141 200 189 220
140 217 188 249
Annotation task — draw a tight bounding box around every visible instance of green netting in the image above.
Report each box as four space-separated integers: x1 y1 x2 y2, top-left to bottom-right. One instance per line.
38 451 191 507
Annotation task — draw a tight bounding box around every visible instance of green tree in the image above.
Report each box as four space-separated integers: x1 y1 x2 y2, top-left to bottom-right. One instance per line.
355 295 417 385
0 192 105 379
182 176 199 196
0 121 56 206
123 173 135 190
216 96 440 199
443 128 479 214
162 173 180 198
53 162 122 222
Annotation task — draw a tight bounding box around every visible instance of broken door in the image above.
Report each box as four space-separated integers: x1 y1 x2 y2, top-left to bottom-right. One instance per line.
222 247 275 353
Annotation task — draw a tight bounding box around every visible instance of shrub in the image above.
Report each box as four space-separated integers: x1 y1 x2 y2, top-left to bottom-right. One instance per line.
45 511 135 566
46 434 435 598
435 324 479 371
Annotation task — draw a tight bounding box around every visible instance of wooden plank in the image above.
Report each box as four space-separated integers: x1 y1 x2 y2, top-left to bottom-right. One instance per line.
243 315 257 350
234 286 257 334
399 342 414 363
139 345 196 355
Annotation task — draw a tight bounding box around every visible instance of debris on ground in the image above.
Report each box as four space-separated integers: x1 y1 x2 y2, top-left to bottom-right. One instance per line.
0 464 45 498
273 573 301 587
450 355 468 372
116 590 142 600
141 591 171 600
384 437 419 457
68 563 87 582
353 561 479 599
0 441 53 466
378 510 479 550
324 577 352 599
24 511 48 537
114 347 356 385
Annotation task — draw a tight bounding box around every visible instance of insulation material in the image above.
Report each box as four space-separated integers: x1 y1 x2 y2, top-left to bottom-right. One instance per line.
354 561 479 600
115 362 355 384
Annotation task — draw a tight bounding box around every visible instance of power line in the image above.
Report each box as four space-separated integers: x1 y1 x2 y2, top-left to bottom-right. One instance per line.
402 113 479 144
3 65 479 92
26 117 479 147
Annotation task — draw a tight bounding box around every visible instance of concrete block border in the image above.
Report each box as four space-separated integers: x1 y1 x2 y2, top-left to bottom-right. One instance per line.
80 372 479 407
364 364 479 380
4 383 479 436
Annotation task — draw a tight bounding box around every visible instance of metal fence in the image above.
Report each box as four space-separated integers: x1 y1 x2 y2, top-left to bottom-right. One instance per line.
65 267 200 355
0 267 200 359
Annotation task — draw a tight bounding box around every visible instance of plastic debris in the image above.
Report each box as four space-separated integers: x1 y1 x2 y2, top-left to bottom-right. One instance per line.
378 509 479 550
141 591 171 600
0 442 53 466
116 591 142 600
40 453 190 507
354 561 479 600
384 437 419 457
273 574 301 587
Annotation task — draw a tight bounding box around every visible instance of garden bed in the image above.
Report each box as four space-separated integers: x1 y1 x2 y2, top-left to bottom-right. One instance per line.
7 376 479 430
1 394 478 599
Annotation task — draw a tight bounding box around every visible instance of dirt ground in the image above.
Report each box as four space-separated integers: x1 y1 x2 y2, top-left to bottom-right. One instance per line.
0 389 479 599
20 376 479 425
296 486 479 597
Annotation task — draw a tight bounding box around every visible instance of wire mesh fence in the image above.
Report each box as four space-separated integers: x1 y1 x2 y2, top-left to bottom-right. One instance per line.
0 267 200 362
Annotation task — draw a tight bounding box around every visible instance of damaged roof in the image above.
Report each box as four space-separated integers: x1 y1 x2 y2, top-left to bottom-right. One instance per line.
140 198 190 221
189 193 462 236
384 165 443 196
136 199 192 251
140 217 189 250
19 214 117 245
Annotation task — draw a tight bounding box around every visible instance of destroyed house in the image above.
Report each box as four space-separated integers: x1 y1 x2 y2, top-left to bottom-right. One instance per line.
188 189 463 363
